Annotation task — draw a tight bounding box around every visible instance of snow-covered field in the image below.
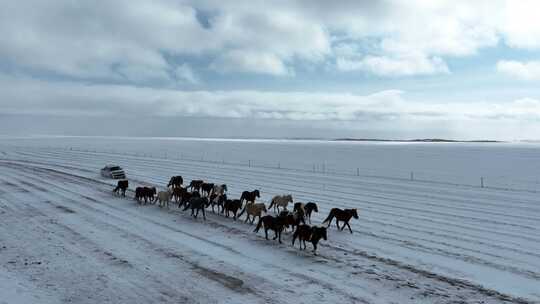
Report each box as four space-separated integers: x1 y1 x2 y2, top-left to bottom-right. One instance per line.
1 137 539 303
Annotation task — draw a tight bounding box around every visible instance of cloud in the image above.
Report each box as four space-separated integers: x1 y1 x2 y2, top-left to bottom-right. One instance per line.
2 74 540 125
210 50 290 76
174 64 200 84
337 54 449 76
2 0 540 81
496 60 540 81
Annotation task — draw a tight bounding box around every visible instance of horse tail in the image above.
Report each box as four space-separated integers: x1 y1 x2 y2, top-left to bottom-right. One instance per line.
253 216 263 233
322 210 334 224
268 199 275 210
238 206 246 217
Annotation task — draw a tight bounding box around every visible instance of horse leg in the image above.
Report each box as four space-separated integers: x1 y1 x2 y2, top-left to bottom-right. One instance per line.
264 228 269 240
278 230 282 244
244 214 249 223
346 222 353 233
202 207 206 220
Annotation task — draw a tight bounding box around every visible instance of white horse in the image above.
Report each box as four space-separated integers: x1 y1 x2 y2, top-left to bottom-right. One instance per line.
268 194 293 213
212 184 227 196
155 189 172 209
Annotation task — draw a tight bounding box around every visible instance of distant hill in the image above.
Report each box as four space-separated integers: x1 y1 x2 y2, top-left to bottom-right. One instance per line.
334 138 503 143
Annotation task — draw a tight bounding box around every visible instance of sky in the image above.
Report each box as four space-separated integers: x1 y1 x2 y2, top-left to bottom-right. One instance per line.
1 0 540 140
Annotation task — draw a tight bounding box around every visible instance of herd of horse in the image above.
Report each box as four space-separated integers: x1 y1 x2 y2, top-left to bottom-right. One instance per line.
112 176 359 253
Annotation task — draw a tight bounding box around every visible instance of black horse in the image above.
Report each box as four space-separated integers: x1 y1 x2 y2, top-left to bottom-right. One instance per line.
113 180 128 197
188 180 204 192
183 197 209 220
201 182 214 197
223 199 242 220
292 225 327 254
303 202 319 223
322 208 359 233
254 215 289 243
167 176 183 188
171 186 186 202
177 190 200 208
240 189 260 204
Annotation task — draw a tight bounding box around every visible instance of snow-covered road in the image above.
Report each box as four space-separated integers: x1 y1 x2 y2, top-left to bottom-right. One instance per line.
0 146 538 303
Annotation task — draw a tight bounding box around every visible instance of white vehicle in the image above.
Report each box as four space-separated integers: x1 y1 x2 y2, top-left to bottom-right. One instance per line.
100 165 126 179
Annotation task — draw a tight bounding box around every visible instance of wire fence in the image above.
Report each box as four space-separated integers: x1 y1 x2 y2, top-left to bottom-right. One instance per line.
4 144 540 193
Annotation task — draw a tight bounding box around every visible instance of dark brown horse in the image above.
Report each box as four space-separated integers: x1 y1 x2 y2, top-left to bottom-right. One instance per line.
322 208 359 233
254 215 289 243
183 197 209 220
292 225 327 254
279 210 305 233
294 202 318 223
188 180 204 192
167 176 183 188
200 182 214 197
177 190 200 208
171 186 186 202
240 189 260 204
113 180 128 197
134 186 156 204
223 199 242 220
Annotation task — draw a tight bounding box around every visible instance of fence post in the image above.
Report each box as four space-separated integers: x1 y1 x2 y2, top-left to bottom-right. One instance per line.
410 172 414 181
357 168 360 176
481 177 484 188
248 160 251 167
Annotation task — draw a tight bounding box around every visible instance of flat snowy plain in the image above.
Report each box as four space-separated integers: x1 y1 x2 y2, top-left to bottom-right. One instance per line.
0 136 539 303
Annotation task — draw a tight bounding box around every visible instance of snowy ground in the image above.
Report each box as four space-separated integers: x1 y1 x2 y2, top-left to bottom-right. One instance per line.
1 143 539 303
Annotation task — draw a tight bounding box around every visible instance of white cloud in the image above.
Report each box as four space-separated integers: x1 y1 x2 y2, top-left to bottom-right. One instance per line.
1 0 540 80
2 75 540 125
174 64 200 84
496 60 540 81
337 54 449 76
211 50 291 76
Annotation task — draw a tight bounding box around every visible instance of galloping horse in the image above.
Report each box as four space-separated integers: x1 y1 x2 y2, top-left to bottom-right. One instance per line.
269 194 293 213
294 202 318 224
212 184 227 196
177 190 200 208
154 190 172 209
171 186 186 202
238 202 267 224
183 197 209 220
240 190 260 204
254 215 289 243
167 176 183 188
209 193 227 213
188 180 204 192
113 180 128 197
134 186 156 204
322 208 359 233
200 182 214 197
292 225 327 254
279 210 305 233
223 199 242 220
